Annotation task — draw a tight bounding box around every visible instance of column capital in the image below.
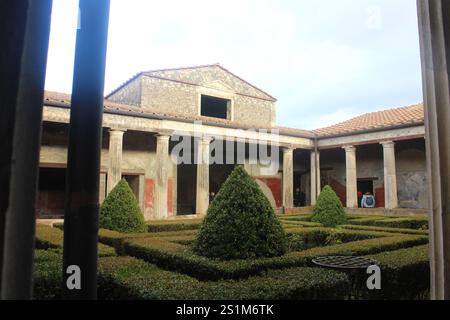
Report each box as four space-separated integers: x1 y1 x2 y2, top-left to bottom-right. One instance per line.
380 140 395 147
156 133 171 141
281 145 295 154
109 128 126 134
197 136 214 144
343 145 356 152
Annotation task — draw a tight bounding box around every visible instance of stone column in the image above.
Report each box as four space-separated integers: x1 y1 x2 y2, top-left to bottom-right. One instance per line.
418 0 450 299
99 173 107 204
282 147 294 209
381 141 398 210
107 129 125 194
196 137 211 216
343 146 358 208
310 151 317 205
154 134 170 219
316 151 321 197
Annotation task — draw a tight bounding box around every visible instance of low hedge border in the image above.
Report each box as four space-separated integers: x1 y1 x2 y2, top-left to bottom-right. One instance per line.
98 257 351 300
33 249 63 300
33 245 430 300
346 214 387 220
35 224 117 257
363 245 429 299
53 223 64 231
33 250 351 300
348 217 428 229
372 217 428 230
282 221 323 228
279 214 389 222
97 228 197 254
284 226 398 238
119 230 428 281
278 215 312 222
147 219 203 232
341 224 429 235
345 217 392 225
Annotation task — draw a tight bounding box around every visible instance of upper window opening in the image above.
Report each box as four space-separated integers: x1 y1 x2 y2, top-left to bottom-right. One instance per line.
200 95 230 119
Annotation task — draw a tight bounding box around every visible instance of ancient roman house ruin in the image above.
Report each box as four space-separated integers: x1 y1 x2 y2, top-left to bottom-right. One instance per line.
39 64 427 220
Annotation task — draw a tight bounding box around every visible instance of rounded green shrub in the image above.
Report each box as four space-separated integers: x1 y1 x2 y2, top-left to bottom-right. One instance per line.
311 185 347 227
99 179 146 233
193 166 287 260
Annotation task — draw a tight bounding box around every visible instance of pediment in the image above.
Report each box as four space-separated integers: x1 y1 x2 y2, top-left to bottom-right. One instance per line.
202 80 234 93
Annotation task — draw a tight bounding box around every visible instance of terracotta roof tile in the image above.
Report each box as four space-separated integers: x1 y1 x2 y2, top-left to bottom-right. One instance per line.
312 104 424 137
43 91 424 139
43 91 306 135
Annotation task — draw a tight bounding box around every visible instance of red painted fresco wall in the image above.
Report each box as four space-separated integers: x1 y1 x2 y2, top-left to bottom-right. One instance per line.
145 179 154 210
167 178 173 217
144 178 174 217
375 187 385 208
256 177 282 208
330 178 346 206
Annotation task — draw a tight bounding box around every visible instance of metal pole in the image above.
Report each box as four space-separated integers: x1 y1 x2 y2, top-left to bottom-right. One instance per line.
63 0 110 300
0 0 52 300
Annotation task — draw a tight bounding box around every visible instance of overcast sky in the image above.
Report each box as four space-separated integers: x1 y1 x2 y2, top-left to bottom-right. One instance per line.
44 0 423 130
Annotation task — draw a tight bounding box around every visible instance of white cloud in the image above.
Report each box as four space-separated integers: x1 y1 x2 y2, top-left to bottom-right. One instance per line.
367 5 382 30
44 0 422 129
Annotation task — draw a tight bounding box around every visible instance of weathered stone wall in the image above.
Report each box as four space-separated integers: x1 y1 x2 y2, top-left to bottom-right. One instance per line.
319 139 428 209
39 127 177 220
396 141 428 209
234 95 274 128
146 65 274 101
109 65 277 128
140 76 198 116
108 76 142 107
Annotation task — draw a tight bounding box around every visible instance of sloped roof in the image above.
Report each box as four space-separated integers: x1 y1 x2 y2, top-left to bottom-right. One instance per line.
106 64 277 102
44 91 424 139
43 91 307 136
313 104 424 137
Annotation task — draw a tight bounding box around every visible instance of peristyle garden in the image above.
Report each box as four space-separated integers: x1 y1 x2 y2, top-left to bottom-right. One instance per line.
34 166 430 300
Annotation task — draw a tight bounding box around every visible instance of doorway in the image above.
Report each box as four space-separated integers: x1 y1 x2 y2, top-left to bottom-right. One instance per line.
357 179 374 195
37 167 66 218
122 174 140 200
177 164 197 215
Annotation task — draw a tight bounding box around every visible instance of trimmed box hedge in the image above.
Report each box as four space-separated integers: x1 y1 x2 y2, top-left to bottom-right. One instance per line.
346 217 391 226
33 250 351 300
282 221 323 228
35 224 117 257
341 224 429 235
278 214 313 222
33 245 430 300
147 219 203 232
33 250 63 300
33 220 430 300
371 217 428 230
363 245 429 300
34 214 430 300
116 229 427 281
348 216 428 230
98 256 351 300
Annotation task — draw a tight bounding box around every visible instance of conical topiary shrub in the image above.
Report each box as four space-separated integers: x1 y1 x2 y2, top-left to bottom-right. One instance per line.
193 166 287 260
311 185 347 227
99 179 147 233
